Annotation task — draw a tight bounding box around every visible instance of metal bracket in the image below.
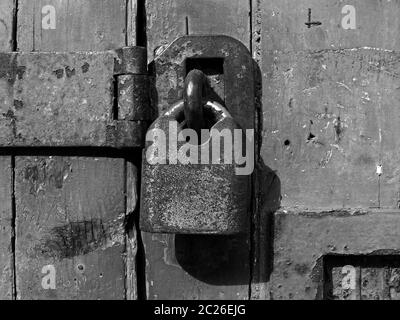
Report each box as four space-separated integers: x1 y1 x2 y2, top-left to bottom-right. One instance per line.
150 35 255 131
0 46 151 148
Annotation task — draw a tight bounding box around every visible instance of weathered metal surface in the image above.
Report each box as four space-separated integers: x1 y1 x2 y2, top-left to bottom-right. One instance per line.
183 69 207 136
0 47 148 148
152 35 254 131
117 74 152 121
269 210 400 299
0 0 13 50
140 99 250 234
114 47 148 75
144 1 252 300
259 0 400 52
15 157 126 299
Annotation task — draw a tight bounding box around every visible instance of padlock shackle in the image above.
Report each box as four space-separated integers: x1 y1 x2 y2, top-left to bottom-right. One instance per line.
183 69 207 135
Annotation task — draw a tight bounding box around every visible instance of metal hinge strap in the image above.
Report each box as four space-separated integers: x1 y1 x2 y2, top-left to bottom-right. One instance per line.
0 46 151 149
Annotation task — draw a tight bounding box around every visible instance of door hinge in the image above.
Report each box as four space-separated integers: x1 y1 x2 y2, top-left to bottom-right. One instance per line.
0 46 152 149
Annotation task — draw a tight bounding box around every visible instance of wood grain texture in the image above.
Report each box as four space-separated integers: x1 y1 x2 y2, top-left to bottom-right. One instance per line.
144 0 251 300
15 0 138 299
18 0 127 51
15 157 126 299
261 48 400 210
0 0 13 50
0 0 14 300
146 0 250 61
0 156 13 299
253 0 400 300
260 0 400 52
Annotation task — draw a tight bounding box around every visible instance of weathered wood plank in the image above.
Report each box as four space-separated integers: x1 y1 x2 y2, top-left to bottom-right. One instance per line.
254 0 400 300
261 48 400 209
127 0 137 46
259 0 400 52
15 0 138 299
18 0 127 51
0 156 13 299
144 0 251 300
15 157 126 299
146 0 250 61
0 0 15 300
0 0 14 50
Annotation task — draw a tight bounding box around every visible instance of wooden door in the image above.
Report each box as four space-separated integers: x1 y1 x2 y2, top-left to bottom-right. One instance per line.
2 0 400 301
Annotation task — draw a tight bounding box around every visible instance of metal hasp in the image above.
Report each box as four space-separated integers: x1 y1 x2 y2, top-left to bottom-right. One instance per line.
140 35 255 234
0 46 150 148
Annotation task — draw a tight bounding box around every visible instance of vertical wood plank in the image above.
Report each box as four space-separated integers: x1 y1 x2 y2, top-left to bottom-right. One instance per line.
253 0 400 300
0 156 13 299
0 0 15 300
15 0 138 299
146 0 250 61
144 0 251 300
255 0 400 216
15 157 127 299
18 0 127 51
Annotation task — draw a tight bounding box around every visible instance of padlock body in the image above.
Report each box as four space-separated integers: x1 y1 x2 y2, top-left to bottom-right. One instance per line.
140 111 251 234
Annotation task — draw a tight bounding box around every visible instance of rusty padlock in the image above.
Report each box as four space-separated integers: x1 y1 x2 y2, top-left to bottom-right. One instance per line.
140 35 255 234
